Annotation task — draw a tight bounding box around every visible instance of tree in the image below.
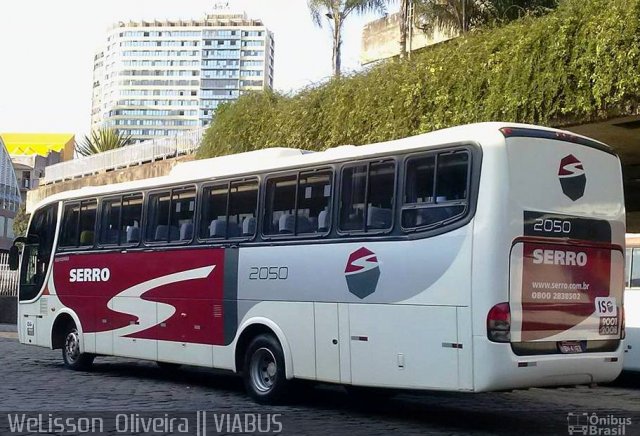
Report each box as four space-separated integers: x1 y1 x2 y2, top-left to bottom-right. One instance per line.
399 0 410 58
413 0 558 35
489 0 558 22
413 0 491 35
12 204 29 238
75 128 132 157
308 0 387 77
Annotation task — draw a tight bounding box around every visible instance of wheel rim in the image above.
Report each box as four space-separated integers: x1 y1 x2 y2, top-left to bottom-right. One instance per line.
249 347 277 393
64 330 80 364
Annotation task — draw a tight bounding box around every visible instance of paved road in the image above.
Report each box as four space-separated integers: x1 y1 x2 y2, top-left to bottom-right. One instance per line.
1 337 640 435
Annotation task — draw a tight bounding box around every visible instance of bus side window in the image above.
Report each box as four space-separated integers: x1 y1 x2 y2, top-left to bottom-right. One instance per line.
200 180 258 240
120 194 143 244
229 180 258 238
402 151 469 230
59 199 97 248
297 171 332 234
146 191 172 242
170 188 196 242
200 183 229 239
59 203 80 247
100 197 121 245
339 165 367 232
78 200 97 247
263 176 297 235
339 161 395 233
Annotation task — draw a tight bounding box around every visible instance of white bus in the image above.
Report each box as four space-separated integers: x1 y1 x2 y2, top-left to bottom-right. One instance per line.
624 234 640 371
9 122 625 403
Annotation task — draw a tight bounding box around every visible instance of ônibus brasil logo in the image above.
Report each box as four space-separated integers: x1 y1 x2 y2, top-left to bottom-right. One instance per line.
558 154 586 201
345 247 380 299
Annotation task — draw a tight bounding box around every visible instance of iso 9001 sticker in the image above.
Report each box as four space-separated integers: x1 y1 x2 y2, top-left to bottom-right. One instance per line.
599 316 619 336
595 297 619 335
595 297 617 317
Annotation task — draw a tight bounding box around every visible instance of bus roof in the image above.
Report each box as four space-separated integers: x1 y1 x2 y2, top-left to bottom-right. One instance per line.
35 122 611 209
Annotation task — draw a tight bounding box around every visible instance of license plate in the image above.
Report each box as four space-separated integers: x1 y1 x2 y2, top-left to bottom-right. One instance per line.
558 341 585 354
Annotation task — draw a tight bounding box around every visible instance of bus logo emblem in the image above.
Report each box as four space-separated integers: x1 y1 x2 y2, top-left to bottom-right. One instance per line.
558 154 586 201
345 247 380 299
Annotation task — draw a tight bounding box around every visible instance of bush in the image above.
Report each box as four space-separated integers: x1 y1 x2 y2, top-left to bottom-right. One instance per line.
199 0 640 158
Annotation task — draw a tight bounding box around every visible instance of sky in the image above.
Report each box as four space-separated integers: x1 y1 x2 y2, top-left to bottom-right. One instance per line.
0 0 395 140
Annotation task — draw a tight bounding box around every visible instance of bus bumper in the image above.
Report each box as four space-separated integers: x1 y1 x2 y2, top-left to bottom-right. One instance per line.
471 336 624 392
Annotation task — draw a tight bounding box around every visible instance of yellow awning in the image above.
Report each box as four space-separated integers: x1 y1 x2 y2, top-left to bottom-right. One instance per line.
0 133 75 157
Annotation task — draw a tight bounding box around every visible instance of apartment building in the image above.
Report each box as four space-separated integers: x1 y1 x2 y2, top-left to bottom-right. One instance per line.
91 12 275 142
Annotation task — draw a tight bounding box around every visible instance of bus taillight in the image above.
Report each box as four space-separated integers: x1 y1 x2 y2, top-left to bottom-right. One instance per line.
487 303 511 343
621 306 626 340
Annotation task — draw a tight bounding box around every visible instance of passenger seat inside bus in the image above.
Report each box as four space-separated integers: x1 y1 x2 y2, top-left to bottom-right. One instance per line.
209 219 227 237
279 213 295 234
242 217 256 236
155 225 179 241
318 207 330 231
80 231 94 246
126 226 140 243
179 223 193 240
367 206 392 229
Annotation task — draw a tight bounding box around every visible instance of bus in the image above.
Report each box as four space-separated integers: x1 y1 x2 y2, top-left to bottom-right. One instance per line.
624 234 640 371
9 122 626 403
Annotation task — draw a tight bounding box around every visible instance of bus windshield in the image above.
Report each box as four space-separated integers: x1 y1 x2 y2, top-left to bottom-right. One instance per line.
19 203 57 301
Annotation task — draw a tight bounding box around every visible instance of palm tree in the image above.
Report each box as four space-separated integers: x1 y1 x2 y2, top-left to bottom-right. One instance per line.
308 0 387 77
413 0 558 36
75 128 132 157
413 0 491 35
399 0 410 58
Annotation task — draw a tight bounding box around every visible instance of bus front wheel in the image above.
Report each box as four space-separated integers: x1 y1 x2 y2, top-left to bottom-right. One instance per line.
62 328 94 371
243 334 289 404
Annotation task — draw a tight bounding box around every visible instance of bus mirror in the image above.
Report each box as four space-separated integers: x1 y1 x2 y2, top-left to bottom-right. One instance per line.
8 245 19 271
13 236 28 245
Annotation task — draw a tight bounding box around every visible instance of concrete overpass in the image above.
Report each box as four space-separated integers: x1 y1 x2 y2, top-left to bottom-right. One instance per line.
567 116 640 230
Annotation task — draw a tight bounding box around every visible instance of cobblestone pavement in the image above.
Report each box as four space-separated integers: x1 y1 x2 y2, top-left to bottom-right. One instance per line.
1 337 639 435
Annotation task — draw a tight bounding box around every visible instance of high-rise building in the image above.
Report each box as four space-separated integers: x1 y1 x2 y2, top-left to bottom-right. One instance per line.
91 12 275 142
0 137 21 252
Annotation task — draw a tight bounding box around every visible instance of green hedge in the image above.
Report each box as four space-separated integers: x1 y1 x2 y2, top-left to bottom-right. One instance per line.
199 0 640 158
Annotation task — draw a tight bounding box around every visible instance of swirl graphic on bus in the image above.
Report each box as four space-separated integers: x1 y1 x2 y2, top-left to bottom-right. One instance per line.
558 154 586 201
345 247 380 299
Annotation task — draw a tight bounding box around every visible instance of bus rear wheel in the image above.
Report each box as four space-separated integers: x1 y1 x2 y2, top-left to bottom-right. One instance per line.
243 334 289 404
62 328 94 371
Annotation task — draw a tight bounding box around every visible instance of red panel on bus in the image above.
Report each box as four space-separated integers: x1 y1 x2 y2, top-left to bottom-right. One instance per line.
520 243 612 341
53 248 226 345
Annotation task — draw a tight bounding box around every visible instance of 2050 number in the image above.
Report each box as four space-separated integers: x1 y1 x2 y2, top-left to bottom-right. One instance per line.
533 218 571 234
249 266 289 280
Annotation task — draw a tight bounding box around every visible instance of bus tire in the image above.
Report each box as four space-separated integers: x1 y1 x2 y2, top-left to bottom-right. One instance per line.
62 327 94 371
243 334 289 404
